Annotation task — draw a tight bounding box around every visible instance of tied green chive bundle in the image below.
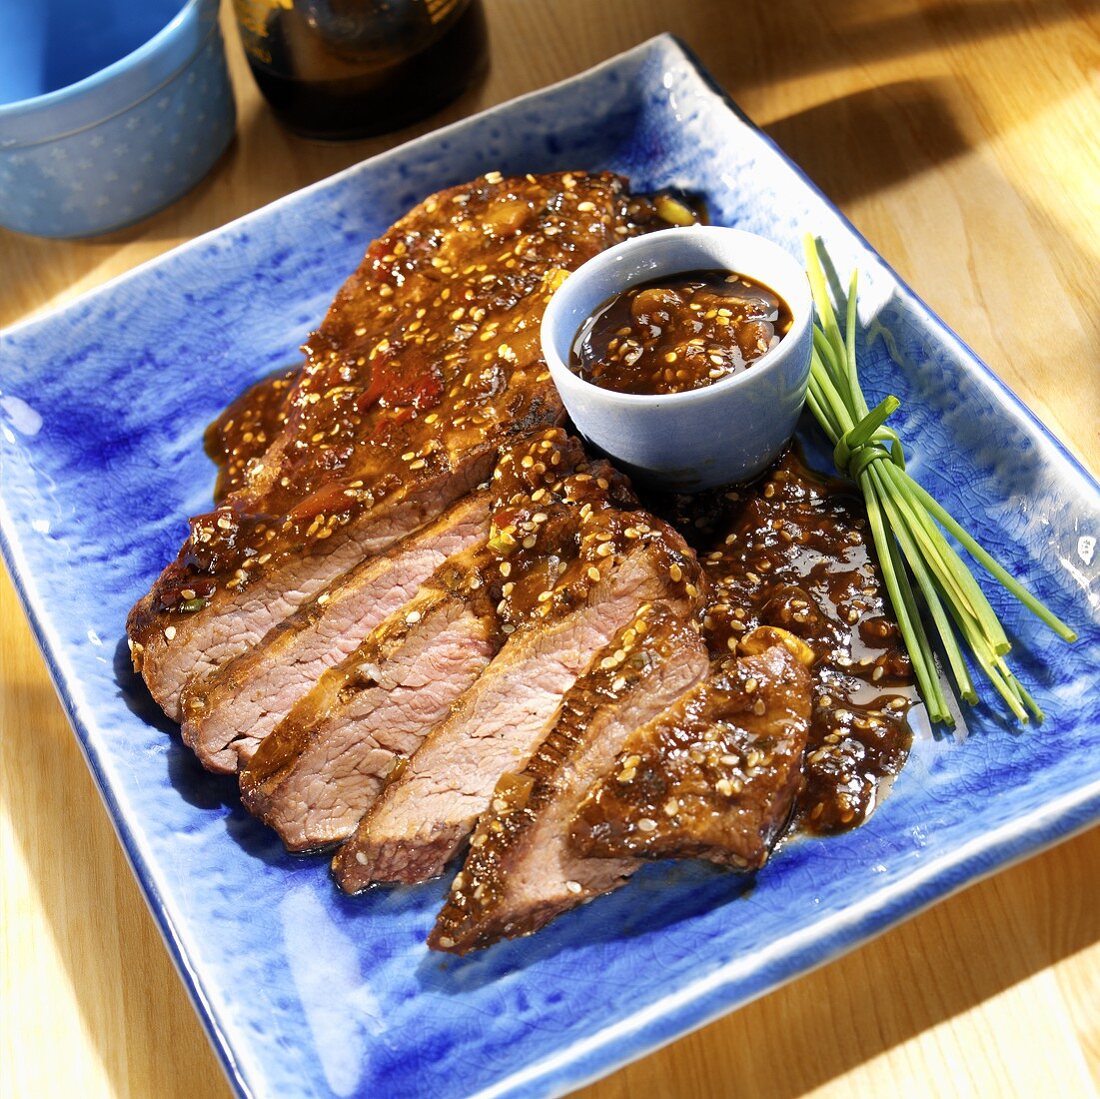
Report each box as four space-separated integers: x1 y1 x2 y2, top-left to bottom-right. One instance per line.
802 235 1076 725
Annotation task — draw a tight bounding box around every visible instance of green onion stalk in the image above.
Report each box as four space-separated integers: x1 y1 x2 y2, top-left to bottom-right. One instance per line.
802 235 1075 725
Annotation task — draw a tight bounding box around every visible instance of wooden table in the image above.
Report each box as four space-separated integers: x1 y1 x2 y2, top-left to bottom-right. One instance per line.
3 2 1098 1096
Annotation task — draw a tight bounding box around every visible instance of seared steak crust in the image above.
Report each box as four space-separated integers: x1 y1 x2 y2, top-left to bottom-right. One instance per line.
429 605 709 954
571 640 812 869
128 172 664 717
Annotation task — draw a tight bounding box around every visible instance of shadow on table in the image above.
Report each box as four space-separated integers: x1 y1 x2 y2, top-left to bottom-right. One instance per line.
762 79 969 207
691 0 1098 106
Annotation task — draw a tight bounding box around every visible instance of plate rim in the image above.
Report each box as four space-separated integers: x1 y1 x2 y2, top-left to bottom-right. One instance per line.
1 32 1098 1099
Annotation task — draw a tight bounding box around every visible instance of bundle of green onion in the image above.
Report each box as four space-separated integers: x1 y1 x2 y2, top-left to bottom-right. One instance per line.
802 235 1075 725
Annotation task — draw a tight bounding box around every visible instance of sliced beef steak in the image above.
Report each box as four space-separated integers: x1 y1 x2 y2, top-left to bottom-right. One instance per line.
240 574 500 852
129 172 666 720
332 508 704 893
127 456 494 721
429 605 709 954
571 634 813 869
179 489 492 772
239 430 634 852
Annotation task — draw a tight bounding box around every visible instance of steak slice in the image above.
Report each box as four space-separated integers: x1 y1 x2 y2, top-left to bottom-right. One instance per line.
179 489 492 772
127 454 494 721
428 605 709 954
239 573 500 852
129 172 666 720
571 635 813 869
331 514 704 893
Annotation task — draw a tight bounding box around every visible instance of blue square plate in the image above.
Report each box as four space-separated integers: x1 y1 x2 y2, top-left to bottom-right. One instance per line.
2 35 1098 1099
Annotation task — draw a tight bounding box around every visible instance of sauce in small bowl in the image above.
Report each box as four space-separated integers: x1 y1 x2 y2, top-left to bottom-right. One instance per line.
541 226 812 491
571 270 793 396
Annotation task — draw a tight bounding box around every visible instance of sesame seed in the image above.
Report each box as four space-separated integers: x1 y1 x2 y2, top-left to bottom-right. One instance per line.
565 880 583 894
636 817 657 832
405 610 422 625
164 626 176 641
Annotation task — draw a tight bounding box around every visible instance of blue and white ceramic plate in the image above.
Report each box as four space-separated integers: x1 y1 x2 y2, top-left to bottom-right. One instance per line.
2 35 1098 1099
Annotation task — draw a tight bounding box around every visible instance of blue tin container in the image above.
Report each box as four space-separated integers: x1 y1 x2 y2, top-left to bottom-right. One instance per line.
0 0 235 238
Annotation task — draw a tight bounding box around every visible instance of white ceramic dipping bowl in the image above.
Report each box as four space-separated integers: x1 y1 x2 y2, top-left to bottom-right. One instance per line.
541 225 813 491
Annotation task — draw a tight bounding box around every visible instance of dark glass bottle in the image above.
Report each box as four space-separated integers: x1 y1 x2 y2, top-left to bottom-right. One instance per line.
233 0 489 141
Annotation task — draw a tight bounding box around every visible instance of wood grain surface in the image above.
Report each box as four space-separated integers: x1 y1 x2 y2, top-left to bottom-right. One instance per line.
2 1 1098 1097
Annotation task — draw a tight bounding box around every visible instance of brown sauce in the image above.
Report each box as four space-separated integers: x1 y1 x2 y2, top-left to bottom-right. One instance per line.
571 270 792 395
204 365 301 503
653 447 915 835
